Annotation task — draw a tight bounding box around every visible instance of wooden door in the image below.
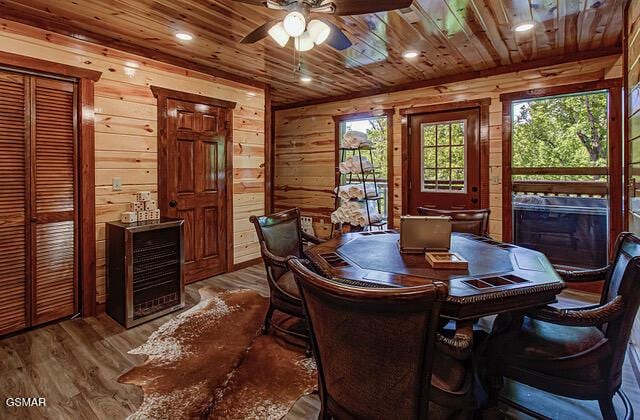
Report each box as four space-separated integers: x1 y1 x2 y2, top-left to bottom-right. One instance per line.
31 78 78 325
163 99 228 284
408 108 481 212
0 70 78 335
0 70 29 335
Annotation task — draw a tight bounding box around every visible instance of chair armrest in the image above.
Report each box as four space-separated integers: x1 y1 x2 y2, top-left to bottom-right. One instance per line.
553 303 601 311
527 296 624 327
556 265 610 283
436 321 473 360
302 231 323 245
259 242 289 269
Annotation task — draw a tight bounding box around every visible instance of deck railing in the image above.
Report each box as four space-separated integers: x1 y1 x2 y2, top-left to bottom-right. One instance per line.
511 167 609 198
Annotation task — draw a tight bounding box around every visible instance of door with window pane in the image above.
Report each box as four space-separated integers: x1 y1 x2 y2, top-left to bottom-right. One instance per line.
408 108 480 212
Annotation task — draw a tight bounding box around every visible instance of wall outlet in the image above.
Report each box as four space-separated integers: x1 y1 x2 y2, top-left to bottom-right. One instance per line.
300 216 314 235
112 177 122 191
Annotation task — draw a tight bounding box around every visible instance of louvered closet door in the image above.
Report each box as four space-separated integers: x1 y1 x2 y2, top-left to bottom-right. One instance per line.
0 71 28 335
0 72 78 334
31 77 78 326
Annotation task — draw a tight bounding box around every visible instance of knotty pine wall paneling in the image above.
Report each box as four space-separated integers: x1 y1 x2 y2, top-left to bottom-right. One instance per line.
274 55 622 240
0 19 265 305
625 0 640 357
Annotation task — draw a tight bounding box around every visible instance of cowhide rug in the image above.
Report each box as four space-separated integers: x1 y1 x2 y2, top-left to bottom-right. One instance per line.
118 288 317 420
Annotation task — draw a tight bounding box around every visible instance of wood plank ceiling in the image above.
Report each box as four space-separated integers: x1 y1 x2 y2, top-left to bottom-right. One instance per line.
0 0 623 106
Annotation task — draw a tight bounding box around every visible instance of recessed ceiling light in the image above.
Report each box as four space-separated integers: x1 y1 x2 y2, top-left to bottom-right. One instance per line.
300 75 313 83
514 22 535 32
175 32 193 41
403 50 419 59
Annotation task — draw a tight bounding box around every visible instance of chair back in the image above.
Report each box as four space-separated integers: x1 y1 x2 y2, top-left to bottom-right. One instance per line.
416 208 490 236
287 258 448 420
601 232 640 383
250 208 305 282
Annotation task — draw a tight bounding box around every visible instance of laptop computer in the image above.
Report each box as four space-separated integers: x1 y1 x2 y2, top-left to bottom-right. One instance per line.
399 215 452 253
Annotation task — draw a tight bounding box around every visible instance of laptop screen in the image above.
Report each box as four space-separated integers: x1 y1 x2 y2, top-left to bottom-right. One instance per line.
400 216 451 252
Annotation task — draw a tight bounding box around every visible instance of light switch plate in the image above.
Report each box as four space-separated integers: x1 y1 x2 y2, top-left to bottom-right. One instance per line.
112 177 122 191
300 216 314 235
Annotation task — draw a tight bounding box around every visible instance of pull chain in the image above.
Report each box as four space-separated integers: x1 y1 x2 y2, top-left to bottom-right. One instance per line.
292 39 302 78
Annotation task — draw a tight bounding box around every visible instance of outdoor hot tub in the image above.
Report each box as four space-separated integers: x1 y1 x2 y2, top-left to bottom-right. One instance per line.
513 195 608 269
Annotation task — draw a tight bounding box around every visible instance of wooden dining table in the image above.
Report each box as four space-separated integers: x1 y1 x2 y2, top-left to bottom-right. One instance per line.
306 231 566 320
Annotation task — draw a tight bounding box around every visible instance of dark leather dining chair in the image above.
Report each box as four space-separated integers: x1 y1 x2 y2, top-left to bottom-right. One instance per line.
249 208 323 342
287 257 475 420
486 232 640 419
417 208 490 237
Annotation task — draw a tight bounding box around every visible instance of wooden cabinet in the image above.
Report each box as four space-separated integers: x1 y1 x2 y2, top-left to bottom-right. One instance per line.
106 218 185 328
0 69 78 336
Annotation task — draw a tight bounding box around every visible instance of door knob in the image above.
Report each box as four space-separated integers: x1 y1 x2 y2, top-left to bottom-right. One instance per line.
169 200 178 208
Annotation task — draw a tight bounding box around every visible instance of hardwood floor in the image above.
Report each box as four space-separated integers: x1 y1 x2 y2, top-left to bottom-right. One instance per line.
0 266 269 420
0 265 638 419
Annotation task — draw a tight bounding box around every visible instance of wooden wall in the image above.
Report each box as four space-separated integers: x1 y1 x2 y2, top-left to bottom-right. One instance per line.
625 0 640 365
274 54 622 241
0 19 265 305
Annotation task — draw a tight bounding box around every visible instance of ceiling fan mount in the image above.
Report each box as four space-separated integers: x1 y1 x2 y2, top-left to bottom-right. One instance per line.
262 1 335 14
233 0 413 51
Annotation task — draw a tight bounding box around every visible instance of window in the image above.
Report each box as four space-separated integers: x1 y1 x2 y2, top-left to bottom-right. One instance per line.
337 114 390 222
340 116 388 180
421 120 466 192
510 90 610 268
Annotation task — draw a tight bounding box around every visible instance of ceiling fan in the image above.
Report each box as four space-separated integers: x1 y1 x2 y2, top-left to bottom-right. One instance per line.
233 0 413 51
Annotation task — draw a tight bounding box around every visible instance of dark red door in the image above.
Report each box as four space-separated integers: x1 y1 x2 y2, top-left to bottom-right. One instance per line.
163 99 228 283
408 108 481 213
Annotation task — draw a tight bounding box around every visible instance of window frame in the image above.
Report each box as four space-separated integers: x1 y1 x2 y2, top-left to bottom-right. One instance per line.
500 79 623 256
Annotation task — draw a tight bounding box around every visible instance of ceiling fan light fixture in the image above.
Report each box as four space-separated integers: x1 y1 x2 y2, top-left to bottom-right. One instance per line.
268 22 290 47
300 75 313 83
294 31 314 52
307 19 331 45
283 11 306 37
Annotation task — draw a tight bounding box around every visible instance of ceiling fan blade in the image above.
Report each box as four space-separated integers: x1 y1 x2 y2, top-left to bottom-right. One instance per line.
320 19 352 50
230 0 289 8
324 0 413 15
229 0 267 5
240 20 279 44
